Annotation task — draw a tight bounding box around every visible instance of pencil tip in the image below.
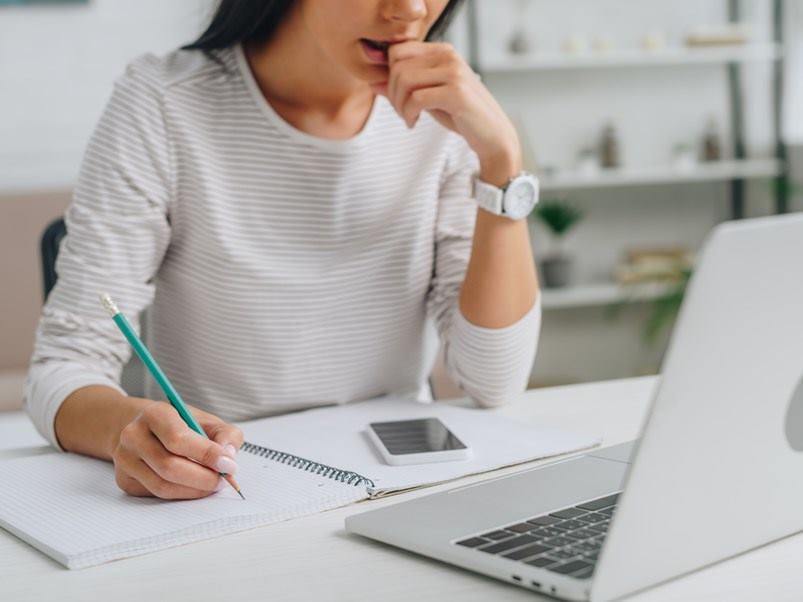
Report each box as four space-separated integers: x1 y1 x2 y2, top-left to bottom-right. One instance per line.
238 490 246 500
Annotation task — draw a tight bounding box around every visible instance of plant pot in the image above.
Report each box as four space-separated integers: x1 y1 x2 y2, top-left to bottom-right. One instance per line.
541 255 573 289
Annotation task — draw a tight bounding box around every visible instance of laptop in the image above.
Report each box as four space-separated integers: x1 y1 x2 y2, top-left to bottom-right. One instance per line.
346 213 803 601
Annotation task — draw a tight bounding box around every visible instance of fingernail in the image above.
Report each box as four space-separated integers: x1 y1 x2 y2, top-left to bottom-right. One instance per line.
223 444 238 459
215 455 238 475
215 478 227 492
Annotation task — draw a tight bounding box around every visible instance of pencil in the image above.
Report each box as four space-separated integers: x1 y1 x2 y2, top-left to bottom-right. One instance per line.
100 293 244 500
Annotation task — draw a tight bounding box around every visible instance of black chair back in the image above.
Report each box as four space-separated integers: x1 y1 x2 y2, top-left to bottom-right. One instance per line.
40 217 66 302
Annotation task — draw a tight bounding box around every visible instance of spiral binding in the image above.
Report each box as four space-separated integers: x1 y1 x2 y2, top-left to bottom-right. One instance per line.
241 441 375 488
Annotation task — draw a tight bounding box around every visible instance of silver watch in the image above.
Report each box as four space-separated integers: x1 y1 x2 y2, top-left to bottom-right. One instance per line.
472 171 540 220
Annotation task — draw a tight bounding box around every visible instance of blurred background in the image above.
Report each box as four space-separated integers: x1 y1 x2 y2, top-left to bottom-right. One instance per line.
1 0 801 410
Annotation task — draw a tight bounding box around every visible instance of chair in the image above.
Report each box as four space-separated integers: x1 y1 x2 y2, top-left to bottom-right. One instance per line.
40 217 67 301
39 217 146 396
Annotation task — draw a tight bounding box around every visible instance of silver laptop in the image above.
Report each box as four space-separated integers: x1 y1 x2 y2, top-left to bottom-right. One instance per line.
346 213 803 601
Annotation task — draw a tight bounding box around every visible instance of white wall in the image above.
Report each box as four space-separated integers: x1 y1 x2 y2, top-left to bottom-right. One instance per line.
0 0 215 192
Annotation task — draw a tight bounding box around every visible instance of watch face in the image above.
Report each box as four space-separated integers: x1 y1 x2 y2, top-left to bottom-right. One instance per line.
504 178 538 219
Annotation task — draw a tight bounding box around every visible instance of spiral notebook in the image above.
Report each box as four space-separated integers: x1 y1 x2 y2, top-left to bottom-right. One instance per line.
0 398 599 569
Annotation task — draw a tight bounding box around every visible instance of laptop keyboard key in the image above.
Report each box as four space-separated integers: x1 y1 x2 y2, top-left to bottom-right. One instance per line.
481 530 514 541
552 559 594 575
576 493 620 511
478 534 537 555
525 556 559 568
530 526 566 538
544 536 574 547
577 513 608 524
456 537 489 548
549 507 587 519
505 523 534 533
526 515 562 526
502 543 551 561
554 519 585 530
550 548 578 560
573 566 595 579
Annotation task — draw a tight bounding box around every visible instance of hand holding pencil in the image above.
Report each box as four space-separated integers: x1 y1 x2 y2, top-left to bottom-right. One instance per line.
101 294 245 500
113 402 244 499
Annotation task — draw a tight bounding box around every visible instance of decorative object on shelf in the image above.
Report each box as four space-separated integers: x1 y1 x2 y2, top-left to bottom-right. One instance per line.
614 246 694 285
600 123 620 169
562 33 589 55
701 117 722 162
533 200 584 289
672 143 696 171
615 247 694 344
576 147 601 177
686 24 751 47
507 0 532 55
641 31 667 52
592 35 615 54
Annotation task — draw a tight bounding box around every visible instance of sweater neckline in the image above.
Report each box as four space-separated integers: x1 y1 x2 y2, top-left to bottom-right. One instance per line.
233 43 383 154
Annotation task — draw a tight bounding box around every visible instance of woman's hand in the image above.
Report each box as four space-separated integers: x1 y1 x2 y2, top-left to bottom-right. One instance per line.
112 401 244 500
372 41 522 177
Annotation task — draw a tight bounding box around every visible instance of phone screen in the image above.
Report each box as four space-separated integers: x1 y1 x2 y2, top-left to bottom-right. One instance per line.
369 418 467 455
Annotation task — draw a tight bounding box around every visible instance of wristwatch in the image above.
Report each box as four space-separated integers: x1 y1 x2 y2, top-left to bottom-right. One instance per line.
472 171 540 220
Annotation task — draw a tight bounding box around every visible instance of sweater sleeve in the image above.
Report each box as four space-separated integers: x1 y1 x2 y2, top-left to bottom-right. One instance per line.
23 55 172 450
425 134 541 407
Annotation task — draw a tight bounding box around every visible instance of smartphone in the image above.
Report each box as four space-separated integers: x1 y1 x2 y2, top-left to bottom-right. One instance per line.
367 418 472 465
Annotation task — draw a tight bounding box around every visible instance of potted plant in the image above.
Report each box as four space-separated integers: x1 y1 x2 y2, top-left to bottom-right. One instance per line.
532 199 584 288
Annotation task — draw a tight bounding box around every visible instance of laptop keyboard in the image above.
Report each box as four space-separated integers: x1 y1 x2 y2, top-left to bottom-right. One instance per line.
454 492 620 580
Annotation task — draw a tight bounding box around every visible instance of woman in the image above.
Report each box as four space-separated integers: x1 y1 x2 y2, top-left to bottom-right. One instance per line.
25 0 541 500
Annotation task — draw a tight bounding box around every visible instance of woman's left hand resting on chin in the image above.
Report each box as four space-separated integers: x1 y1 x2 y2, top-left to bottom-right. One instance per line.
371 41 522 182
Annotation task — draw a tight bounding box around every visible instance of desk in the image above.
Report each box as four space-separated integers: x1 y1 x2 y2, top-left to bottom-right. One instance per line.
1 376 801 601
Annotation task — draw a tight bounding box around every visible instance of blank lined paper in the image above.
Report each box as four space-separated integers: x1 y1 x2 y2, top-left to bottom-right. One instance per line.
0 450 367 569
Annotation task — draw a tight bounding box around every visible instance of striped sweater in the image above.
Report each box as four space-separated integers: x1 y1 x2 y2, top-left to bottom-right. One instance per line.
24 45 541 449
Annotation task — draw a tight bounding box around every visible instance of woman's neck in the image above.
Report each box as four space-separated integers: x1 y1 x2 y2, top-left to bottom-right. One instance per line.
243 5 375 138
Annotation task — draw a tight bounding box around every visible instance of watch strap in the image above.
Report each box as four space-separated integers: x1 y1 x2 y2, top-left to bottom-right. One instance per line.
472 176 505 215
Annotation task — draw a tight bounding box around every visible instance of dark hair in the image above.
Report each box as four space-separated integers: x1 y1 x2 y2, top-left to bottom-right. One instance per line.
184 0 465 51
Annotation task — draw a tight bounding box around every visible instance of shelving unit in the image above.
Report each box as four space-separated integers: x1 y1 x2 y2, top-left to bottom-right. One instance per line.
540 158 782 192
464 0 790 309
479 42 782 73
540 282 676 310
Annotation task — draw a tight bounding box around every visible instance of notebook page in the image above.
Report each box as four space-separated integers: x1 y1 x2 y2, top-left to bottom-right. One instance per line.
0 448 367 569
240 398 600 496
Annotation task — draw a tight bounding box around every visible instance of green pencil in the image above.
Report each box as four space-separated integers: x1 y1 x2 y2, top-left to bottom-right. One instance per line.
100 293 244 499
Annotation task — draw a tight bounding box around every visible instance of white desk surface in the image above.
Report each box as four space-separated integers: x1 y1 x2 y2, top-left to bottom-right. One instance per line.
1 376 801 602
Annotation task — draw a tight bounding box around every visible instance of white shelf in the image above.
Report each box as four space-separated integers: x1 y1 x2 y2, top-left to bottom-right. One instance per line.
541 282 677 310
480 44 782 73
539 158 781 192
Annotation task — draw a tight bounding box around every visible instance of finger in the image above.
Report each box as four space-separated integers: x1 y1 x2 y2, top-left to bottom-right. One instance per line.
192 405 244 458
143 404 237 474
139 429 222 491
118 448 216 500
389 67 455 127
388 41 454 66
115 471 151 497
386 52 445 110
399 85 459 130
204 421 244 459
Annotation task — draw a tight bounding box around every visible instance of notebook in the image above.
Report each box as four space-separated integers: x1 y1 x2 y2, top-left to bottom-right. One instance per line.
0 398 599 569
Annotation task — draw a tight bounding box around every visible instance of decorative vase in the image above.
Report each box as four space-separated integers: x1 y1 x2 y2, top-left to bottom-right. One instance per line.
541 254 573 289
